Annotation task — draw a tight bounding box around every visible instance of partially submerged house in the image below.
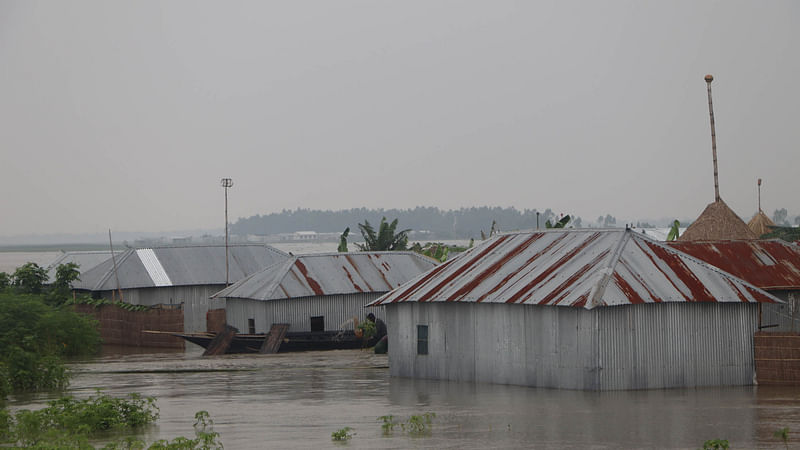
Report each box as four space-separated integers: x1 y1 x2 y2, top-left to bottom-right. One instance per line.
369 229 780 390
73 244 289 332
669 239 800 330
210 252 438 335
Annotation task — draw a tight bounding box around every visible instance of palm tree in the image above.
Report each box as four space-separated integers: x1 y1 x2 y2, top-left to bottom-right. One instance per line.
356 217 410 251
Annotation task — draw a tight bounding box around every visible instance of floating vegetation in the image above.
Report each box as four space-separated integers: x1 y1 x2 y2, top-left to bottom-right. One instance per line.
331 426 354 441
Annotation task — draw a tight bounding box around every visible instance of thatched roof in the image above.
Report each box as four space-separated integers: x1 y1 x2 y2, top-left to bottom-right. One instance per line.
747 210 776 238
678 199 757 241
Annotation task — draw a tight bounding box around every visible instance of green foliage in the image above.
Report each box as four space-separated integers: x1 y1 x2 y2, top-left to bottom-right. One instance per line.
0 291 100 397
67 296 151 312
12 262 48 294
0 272 9 289
702 438 730 450
331 426 354 441
356 217 410 251
357 320 376 341
409 241 474 263
147 410 223 450
378 415 395 435
761 226 800 242
338 227 350 253
1 392 158 448
667 220 681 241
774 427 790 449
379 412 435 436
545 215 571 229
54 262 81 290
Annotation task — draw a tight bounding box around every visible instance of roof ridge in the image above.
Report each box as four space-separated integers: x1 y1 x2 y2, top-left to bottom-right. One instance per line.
634 233 783 303
94 248 134 291
587 229 631 308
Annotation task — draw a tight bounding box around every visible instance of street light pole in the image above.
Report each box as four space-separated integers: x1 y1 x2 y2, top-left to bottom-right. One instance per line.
221 178 233 286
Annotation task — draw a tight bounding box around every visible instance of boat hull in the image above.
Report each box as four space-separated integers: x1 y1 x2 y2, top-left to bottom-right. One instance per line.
176 330 363 354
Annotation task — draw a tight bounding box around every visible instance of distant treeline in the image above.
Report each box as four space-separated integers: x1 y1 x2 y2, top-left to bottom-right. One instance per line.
232 206 582 239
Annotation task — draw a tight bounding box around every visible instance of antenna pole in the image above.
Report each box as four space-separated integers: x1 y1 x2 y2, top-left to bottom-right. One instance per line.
705 74 720 202
757 178 762 212
109 229 123 301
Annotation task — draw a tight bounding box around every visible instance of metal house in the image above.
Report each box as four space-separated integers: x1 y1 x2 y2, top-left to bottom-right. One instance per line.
73 244 289 332
669 239 800 331
369 229 781 390
211 252 438 335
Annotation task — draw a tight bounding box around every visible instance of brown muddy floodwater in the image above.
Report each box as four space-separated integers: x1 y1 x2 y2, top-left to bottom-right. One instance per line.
8 345 800 449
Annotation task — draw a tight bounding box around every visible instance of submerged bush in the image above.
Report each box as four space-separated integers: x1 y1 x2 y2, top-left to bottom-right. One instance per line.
1 392 159 447
0 291 100 397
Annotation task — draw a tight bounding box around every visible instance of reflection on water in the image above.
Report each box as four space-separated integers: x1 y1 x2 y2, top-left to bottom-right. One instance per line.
8 346 800 449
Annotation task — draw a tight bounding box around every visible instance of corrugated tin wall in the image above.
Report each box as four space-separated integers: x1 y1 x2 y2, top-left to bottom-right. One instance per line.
225 293 385 333
386 302 759 390
761 291 800 332
596 302 757 390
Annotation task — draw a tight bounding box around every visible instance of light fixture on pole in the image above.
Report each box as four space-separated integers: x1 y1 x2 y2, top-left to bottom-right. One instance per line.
221 177 233 286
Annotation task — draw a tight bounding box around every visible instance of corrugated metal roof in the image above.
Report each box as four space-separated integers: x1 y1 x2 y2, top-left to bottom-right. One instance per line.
73 244 289 291
212 251 439 301
44 251 119 283
668 239 800 290
369 229 780 309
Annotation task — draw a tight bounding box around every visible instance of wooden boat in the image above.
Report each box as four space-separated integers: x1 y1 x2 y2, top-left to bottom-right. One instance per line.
169 329 364 354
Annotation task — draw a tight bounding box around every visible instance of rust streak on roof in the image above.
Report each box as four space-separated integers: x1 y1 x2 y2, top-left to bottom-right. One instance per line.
507 232 602 304
446 233 544 302
293 259 324 296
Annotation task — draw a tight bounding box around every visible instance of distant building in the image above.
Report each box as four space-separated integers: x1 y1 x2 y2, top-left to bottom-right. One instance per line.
73 244 289 332
211 252 438 334
369 229 779 390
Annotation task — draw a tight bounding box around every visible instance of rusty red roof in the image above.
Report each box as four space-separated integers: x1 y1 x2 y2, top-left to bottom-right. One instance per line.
212 251 438 300
668 239 800 290
369 229 780 309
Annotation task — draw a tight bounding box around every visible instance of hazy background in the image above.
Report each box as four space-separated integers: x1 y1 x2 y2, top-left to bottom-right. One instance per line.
1 1 798 240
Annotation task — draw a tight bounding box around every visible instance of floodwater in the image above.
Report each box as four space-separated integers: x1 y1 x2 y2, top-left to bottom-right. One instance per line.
7 345 800 449
0 251 62 273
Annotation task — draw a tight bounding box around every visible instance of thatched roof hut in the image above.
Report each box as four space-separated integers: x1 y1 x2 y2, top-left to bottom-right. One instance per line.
678 199 757 241
747 210 776 238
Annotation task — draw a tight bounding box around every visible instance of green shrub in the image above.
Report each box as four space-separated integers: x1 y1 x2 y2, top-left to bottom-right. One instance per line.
0 291 100 398
2 392 159 447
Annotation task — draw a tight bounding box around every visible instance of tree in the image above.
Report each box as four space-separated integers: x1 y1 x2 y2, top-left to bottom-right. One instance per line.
603 215 617 227
356 217 410 251
0 272 9 290
773 208 789 226
338 227 350 253
12 263 47 294
545 215 571 229
795 216 800 226
573 217 582 228
54 263 80 290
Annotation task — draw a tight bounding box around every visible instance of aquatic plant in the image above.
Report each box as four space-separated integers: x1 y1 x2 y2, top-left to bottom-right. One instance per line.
702 438 730 450
378 415 396 435
147 410 223 450
774 427 790 450
379 412 435 436
1 392 158 447
331 426 354 441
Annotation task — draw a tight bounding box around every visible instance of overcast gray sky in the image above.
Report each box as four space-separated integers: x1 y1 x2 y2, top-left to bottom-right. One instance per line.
1 1 798 236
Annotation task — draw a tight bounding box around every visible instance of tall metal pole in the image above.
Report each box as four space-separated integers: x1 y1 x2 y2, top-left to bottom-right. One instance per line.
705 74 720 202
221 178 233 286
757 178 762 212
108 229 123 301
